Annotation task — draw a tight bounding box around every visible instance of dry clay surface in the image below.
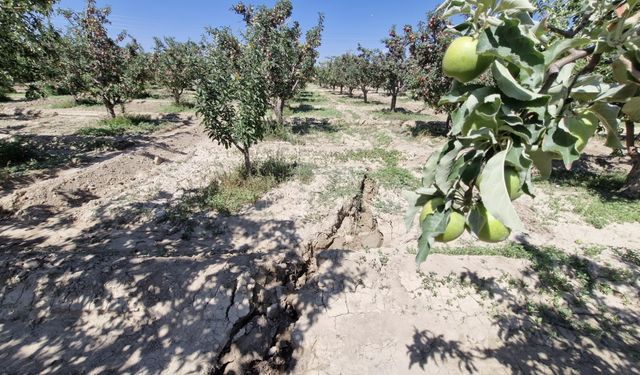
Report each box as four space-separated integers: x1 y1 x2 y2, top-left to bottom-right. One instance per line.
0 90 639 374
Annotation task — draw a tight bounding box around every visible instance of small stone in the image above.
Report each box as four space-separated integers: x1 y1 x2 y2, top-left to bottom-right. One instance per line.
267 346 279 357
22 260 40 269
154 156 164 165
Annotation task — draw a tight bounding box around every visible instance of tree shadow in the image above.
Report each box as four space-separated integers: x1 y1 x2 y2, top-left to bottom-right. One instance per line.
407 329 477 372
0 186 357 374
546 164 637 202
408 238 639 374
406 120 449 138
290 118 340 135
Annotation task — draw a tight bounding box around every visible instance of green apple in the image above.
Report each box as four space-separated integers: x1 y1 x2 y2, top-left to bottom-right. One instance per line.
435 211 466 242
419 197 444 223
474 203 510 243
477 167 522 201
443 36 494 83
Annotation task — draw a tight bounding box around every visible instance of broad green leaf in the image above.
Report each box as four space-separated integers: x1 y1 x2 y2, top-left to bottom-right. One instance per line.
622 97 640 122
543 38 591 66
589 102 624 149
495 0 535 13
435 140 463 192
478 149 524 231
542 124 580 168
403 191 430 229
526 147 554 180
421 152 439 187
492 60 545 101
450 87 498 135
416 211 449 264
594 83 639 103
478 19 545 84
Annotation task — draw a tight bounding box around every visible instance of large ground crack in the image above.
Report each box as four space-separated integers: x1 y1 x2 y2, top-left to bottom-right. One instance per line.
210 175 383 374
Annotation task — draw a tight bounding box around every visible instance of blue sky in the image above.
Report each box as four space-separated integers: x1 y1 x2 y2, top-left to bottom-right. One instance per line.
52 0 443 60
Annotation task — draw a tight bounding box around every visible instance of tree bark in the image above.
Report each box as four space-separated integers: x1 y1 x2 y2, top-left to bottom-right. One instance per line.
626 121 636 155
274 97 285 124
362 89 368 103
243 148 252 177
172 89 182 105
621 155 640 199
348 88 353 97
339 86 343 94
390 92 397 112
104 98 116 118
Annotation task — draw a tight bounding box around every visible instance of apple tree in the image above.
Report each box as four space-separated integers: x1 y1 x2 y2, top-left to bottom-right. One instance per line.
196 27 268 176
152 37 201 105
62 0 150 118
382 26 411 112
406 12 455 118
407 0 640 263
233 0 324 124
0 0 59 97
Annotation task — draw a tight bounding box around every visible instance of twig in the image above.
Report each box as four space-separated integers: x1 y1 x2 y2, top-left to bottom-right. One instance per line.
539 46 595 93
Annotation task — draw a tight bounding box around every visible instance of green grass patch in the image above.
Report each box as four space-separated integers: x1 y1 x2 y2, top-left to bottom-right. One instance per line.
374 108 434 122
336 147 417 189
76 115 164 136
538 169 640 228
162 102 195 113
285 103 343 119
174 157 313 216
433 243 532 258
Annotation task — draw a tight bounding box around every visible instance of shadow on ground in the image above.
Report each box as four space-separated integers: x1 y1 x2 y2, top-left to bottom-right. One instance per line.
407 238 640 374
0 184 358 374
406 120 449 138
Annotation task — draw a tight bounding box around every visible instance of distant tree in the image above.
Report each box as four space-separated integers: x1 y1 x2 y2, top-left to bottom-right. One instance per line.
62 0 150 118
382 26 410 112
153 37 200 105
341 53 359 97
0 0 59 96
354 46 382 103
406 13 453 117
196 28 268 176
234 0 324 124
56 32 90 101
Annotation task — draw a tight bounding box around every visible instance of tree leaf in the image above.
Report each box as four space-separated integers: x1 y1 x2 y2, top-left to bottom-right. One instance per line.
492 60 545 101
589 102 623 149
478 149 524 231
622 97 640 122
526 147 554 180
403 191 431 229
495 0 536 13
543 38 591 66
435 140 463 192
416 211 449 264
542 124 580 168
478 19 545 83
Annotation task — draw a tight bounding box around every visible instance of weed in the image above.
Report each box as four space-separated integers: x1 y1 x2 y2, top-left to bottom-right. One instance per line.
76 115 164 136
537 169 640 228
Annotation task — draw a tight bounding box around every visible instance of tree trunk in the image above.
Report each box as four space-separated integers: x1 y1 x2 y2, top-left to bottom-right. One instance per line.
362 89 368 103
621 155 640 199
445 113 452 131
375 87 379 93
626 120 636 155
120 103 126 115
348 88 353 97
243 148 252 177
390 92 397 112
172 90 181 105
104 99 116 118
274 97 285 124
339 86 343 94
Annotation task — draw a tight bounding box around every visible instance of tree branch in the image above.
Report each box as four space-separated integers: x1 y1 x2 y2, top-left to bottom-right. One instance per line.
539 46 595 93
